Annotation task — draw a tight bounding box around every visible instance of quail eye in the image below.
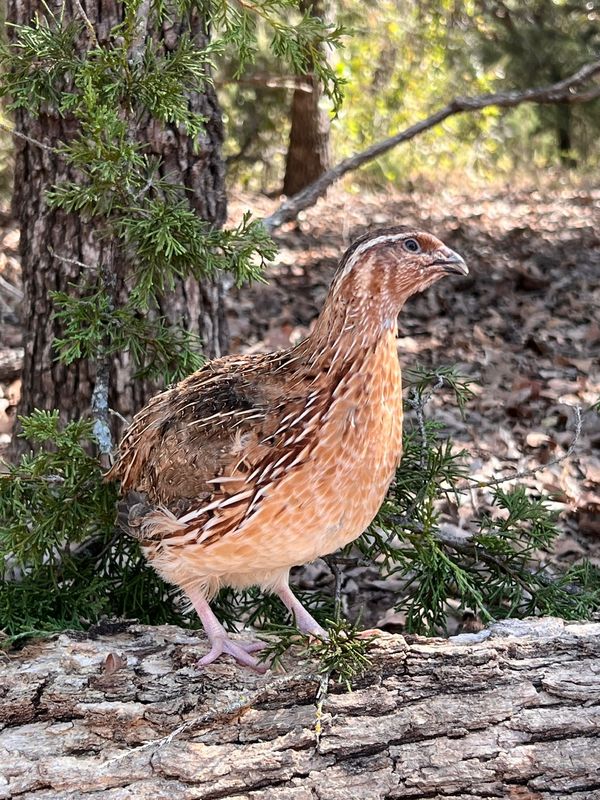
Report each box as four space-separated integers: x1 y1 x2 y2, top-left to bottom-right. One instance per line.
403 238 420 253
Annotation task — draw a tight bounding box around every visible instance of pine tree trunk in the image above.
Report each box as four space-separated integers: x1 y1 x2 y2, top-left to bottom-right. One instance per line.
1 618 599 798
281 0 331 197
8 0 226 452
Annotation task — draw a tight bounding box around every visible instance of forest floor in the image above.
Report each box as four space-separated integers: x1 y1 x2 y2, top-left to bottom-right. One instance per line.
1 183 599 630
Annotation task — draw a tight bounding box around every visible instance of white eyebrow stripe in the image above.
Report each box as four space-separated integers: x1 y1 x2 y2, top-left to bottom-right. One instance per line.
335 233 410 283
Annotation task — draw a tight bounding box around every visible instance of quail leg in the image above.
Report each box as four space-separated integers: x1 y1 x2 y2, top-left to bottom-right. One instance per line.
188 590 267 672
274 580 328 639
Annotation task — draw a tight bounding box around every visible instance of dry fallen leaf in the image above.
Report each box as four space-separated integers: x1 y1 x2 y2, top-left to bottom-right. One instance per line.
103 652 128 675
525 431 552 448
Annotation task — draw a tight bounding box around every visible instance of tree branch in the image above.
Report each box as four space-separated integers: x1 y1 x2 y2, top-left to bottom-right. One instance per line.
262 59 600 233
216 75 313 92
90 243 117 460
128 0 151 62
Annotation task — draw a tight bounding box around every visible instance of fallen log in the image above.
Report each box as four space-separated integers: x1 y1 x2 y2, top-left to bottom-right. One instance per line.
1 616 599 799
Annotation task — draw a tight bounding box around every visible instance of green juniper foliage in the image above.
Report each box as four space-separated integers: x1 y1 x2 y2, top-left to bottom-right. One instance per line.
0 412 183 645
256 618 374 688
357 368 600 636
205 0 345 110
51 285 205 384
0 0 342 386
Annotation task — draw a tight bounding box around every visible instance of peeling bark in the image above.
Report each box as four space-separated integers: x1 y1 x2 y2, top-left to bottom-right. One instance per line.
1 617 599 799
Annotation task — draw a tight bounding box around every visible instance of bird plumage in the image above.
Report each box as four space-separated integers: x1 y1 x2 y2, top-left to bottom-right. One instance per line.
107 226 467 669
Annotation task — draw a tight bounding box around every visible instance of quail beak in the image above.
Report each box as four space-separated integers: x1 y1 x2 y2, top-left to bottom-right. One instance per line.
432 247 469 276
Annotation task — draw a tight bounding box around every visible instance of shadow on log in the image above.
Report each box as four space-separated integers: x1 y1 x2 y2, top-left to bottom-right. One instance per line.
1 617 599 799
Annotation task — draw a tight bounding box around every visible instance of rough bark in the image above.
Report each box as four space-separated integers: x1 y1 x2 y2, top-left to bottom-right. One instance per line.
282 0 330 197
1 616 599 799
282 71 331 197
0 350 22 384
8 0 227 450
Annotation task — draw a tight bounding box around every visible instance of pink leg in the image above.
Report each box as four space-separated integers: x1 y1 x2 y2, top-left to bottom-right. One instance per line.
187 589 266 672
274 580 328 639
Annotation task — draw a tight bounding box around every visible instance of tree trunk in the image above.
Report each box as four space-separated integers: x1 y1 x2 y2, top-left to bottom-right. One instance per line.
8 0 226 450
281 0 331 197
2 617 599 799
556 103 577 167
282 74 331 197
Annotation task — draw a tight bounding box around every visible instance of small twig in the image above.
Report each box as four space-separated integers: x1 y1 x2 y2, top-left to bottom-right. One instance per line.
1 474 66 484
215 74 313 92
0 121 57 153
467 406 583 491
402 374 446 515
435 526 533 598
133 176 155 203
408 388 428 471
128 0 151 62
387 515 425 533
407 375 444 469
325 557 344 620
49 248 98 272
314 672 329 753
91 244 117 459
0 274 23 301
91 362 112 458
109 407 130 427
72 530 121 567
434 524 586 606
71 0 99 47
421 374 445 408
570 86 600 103
323 555 370 568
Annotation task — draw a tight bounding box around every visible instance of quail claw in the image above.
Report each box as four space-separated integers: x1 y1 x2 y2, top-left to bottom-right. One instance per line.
197 636 268 672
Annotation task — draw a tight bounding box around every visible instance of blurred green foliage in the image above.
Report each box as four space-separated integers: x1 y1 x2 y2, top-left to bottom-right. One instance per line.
475 0 600 167
1 1 598 200
221 0 600 191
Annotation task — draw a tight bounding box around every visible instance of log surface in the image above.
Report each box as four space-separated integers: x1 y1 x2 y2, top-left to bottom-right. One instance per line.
1 617 599 799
